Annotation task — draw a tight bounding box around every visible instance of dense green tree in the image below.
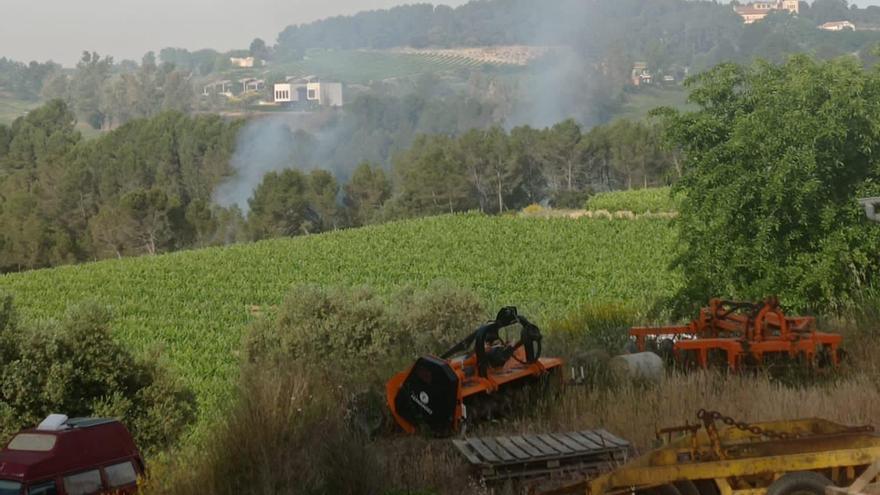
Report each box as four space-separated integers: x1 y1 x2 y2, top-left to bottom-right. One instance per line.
0 294 196 454
392 134 477 216
247 169 314 239
659 56 880 312
343 162 392 226
70 52 114 129
249 38 271 61
0 102 241 271
308 169 340 231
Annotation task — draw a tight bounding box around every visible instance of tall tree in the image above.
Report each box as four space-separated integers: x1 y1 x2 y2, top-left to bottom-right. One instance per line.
343 162 392 226
247 169 314 240
660 57 880 312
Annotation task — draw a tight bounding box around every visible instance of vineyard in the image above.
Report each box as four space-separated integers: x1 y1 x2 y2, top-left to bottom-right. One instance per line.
0 213 677 422
250 48 523 85
586 187 679 214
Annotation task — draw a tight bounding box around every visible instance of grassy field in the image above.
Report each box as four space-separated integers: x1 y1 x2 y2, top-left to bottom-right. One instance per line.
0 212 678 420
0 95 38 125
617 86 693 121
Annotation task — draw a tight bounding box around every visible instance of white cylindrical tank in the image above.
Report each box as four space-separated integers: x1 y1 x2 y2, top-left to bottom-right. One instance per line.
609 352 665 382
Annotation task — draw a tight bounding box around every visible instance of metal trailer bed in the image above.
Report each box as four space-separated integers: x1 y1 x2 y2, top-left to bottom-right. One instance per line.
540 411 880 495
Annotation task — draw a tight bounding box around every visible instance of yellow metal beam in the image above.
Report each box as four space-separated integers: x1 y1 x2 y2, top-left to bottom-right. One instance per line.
590 447 880 495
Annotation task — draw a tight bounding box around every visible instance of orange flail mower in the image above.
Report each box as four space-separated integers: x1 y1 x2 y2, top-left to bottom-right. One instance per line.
629 297 843 371
386 307 563 436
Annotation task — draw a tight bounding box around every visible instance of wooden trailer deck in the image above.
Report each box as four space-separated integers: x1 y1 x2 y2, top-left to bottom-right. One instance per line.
452 429 632 483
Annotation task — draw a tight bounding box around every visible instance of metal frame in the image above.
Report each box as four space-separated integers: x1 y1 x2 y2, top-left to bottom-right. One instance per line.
541 416 880 495
630 298 842 371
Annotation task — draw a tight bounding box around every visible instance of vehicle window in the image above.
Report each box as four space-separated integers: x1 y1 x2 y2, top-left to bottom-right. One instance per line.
27 481 57 495
0 480 22 495
7 434 56 452
104 462 137 488
62 470 101 495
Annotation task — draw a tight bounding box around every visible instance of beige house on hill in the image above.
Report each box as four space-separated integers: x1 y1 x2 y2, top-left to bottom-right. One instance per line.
819 20 856 31
734 0 799 24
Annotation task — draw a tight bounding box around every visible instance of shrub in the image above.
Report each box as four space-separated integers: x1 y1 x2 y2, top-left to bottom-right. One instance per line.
245 282 486 373
393 281 486 355
0 294 196 455
546 302 638 357
245 285 395 370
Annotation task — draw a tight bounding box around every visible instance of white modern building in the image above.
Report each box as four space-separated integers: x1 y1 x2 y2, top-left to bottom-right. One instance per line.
273 78 343 107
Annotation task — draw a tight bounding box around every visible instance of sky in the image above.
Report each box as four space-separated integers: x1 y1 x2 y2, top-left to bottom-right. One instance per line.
2 0 880 67
0 0 468 67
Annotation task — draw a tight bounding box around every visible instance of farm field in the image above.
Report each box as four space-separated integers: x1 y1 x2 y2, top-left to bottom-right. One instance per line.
230 48 524 85
0 95 38 124
617 86 693 121
0 212 678 421
586 186 679 214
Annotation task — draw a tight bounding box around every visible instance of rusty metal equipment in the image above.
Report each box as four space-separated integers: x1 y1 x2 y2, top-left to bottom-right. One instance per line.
630 298 843 371
386 307 564 436
542 410 880 495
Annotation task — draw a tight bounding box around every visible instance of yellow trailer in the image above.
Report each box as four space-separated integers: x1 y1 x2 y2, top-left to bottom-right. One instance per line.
540 410 880 495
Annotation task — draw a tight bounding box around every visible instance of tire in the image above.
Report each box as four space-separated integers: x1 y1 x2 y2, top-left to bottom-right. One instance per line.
648 484 683 495
674 481 701 495
693 480 720 495
766 471 834 495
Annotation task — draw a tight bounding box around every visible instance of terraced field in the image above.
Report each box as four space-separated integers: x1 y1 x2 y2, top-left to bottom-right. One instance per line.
0 213 678 420
233 48 525 85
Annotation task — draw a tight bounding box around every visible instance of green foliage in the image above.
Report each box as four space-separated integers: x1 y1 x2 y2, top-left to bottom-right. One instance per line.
0 294 195 455
0 102 242 270
245 283 486 375
247 169 313 240
586 187 679 214
660 56 880 313
145 365 383 495
0 214 677 424
344 162 392 226
390 120 675 218
0 58 60 101
546 303 639 357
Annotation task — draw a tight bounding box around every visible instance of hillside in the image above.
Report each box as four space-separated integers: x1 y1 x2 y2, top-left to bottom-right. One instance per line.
0 213 678 418
0 94 37 124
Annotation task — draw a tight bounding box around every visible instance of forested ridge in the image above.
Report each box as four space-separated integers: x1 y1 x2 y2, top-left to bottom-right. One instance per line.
0 99 676 272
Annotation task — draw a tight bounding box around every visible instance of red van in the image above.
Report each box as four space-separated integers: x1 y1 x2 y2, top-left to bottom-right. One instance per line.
0 415 144 495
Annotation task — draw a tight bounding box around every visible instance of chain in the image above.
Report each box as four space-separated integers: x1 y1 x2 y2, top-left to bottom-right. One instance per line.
697 409 796 440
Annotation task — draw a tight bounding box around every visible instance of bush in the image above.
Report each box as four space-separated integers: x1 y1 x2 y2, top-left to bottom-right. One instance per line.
546 303 638 357
245 282 486 373
393 281 487 355
0 294 195 455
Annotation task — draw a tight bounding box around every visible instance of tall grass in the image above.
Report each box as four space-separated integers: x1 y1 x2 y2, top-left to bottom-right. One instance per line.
147 296 880 494
144 364 384 495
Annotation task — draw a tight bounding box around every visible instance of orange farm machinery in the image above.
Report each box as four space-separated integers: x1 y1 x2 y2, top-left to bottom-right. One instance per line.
629 298 843 371
386 307 564 436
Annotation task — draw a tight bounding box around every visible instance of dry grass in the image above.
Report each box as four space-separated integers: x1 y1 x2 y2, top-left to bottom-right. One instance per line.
492 371 880 452
147 298 880 494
